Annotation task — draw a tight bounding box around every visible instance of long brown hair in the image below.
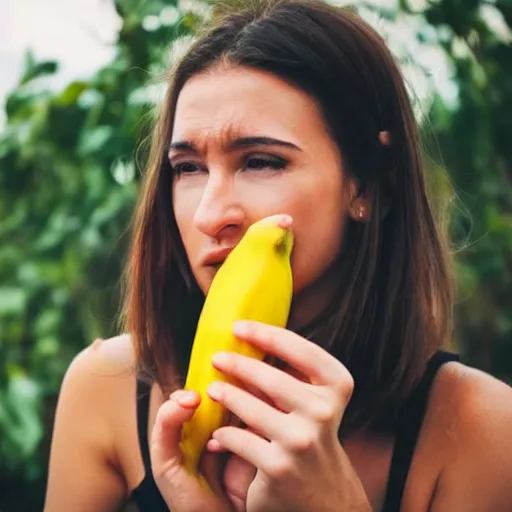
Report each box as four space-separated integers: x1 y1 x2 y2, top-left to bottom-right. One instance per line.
122 0 455 435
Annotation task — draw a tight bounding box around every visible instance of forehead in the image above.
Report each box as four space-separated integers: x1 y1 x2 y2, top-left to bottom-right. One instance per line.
171 66 327 144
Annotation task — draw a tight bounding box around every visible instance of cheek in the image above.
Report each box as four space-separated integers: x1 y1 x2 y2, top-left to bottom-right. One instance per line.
291 219 344 293
285 181 345 292
172 184 201 259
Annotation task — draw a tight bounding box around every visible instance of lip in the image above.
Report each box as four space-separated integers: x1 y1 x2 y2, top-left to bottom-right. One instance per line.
201 247 234 266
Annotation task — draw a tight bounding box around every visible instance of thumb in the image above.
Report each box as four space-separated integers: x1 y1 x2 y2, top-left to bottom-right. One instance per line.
150 390 199 481
150 390 229 512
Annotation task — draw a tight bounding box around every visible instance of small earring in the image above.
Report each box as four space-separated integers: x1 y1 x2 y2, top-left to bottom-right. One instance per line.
379 130 392 145
358 207 365 219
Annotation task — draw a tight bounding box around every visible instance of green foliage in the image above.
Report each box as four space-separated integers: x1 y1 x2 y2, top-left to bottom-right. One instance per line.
0 1 205 509
0 0 510 510
420 1 512 377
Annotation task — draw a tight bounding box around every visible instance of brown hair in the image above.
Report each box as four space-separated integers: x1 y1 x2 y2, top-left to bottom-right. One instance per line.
122 0 455 435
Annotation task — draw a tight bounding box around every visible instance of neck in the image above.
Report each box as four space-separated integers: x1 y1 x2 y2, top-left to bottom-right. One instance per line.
287 262 341 335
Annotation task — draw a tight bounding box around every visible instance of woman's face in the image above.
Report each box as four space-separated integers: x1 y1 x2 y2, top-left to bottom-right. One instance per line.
170 65 351 322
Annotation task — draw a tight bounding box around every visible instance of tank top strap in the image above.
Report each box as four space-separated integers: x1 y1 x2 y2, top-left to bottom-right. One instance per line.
381 350 460 511
136 377 153 471
131 378 170 510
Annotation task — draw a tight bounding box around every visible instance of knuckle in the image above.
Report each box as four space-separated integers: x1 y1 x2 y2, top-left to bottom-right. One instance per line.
240 406 260 427
152 458 181 483
266 371 284 395
267 455 293 481
286 425 317 453
333 366 354 400
310 398 337 424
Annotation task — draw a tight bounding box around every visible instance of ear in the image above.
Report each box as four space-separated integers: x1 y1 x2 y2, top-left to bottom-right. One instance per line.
345 178 371 223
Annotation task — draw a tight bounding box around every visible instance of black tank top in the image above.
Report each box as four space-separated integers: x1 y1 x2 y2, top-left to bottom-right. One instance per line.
130 350 460 511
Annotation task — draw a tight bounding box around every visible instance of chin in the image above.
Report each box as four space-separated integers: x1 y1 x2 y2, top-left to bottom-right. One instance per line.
196 268 217 295
289 267 320 295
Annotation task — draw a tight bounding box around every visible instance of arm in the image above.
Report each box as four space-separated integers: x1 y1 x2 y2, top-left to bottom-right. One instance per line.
430 368 512 511
44 342 127 512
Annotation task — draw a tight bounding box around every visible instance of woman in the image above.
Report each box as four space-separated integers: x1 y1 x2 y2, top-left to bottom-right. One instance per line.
44 1 512 511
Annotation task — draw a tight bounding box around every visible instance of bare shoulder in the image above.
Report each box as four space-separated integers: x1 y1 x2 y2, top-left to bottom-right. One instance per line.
56 332 139 459
45 334 138 511
427 360 512 510
71 332 136 376
432 360 512 435
56 333 137 421
57 332 137 419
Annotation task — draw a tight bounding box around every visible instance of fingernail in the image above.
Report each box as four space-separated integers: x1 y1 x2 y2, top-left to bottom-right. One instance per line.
212 351 229 367
233 320 250 336
207 382 223 401
170 390 196 405
207 438 223 452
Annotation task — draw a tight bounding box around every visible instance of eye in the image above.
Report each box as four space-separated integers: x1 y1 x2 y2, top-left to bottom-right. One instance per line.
170 161 204 175
244 155 288 171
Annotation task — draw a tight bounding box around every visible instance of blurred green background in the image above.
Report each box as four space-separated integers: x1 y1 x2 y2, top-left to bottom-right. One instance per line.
0 0 511 510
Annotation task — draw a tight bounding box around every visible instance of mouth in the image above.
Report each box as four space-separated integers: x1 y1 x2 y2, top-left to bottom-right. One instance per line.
210 262 223 272
201 247 234 268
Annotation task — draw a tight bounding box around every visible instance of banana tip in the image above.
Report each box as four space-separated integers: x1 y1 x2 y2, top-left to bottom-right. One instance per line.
277 214 293 229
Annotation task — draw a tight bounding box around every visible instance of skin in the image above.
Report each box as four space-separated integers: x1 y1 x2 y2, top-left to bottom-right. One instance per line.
170 65 351 329
44 66 512 512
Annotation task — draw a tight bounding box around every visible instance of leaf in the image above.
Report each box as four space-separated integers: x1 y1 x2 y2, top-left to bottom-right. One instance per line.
0 288 27 315
20 59 58 86
56 82 89 106
77 125 115 156
0 375 43 468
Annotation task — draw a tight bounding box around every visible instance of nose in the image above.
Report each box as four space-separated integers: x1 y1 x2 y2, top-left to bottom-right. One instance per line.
193 173 245 239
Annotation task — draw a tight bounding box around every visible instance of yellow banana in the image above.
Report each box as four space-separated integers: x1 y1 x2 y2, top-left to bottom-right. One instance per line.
180 214 294 483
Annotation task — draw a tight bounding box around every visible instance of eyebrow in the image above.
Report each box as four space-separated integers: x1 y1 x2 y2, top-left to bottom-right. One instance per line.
168 136 302 153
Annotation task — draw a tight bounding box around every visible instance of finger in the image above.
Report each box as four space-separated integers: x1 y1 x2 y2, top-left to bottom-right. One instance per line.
223 453 256 512
150 391 219 509
212 425 273 470
233 320 352 389
212 351 313 413
207 380 287 441
206 421 258 453
151 390 200 479
206 438 226 453
200 450 230 498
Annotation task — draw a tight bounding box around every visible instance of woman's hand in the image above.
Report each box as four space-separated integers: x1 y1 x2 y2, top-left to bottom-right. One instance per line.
206 320 371 512
150 390 231 512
